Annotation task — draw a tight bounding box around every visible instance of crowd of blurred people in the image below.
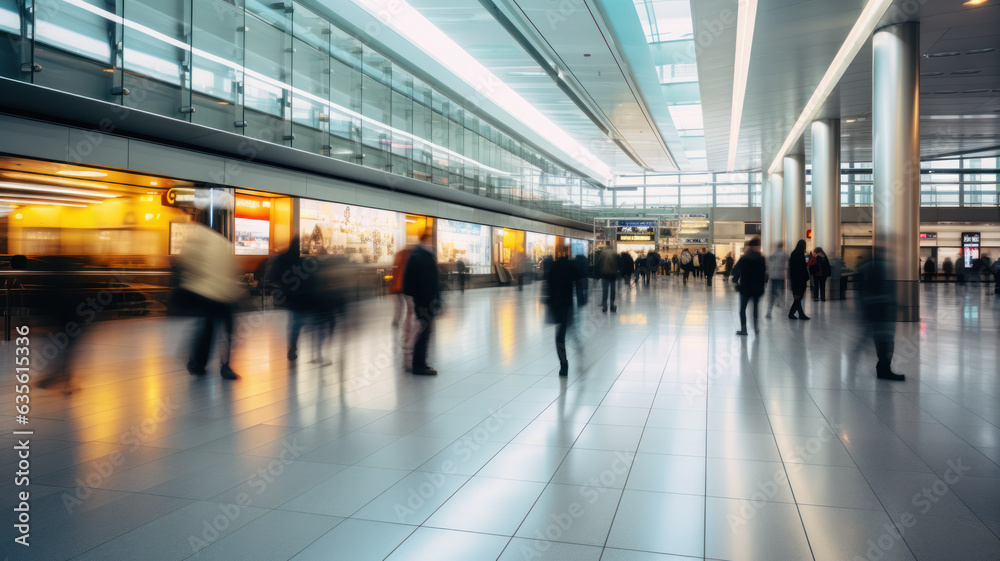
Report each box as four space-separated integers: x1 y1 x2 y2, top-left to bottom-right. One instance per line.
20 217 1000 395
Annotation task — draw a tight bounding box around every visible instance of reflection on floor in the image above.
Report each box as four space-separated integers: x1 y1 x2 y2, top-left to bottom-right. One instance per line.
2 277 1000 561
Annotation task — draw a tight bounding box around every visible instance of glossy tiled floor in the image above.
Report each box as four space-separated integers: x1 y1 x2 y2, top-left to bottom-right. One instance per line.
2 276 1000 561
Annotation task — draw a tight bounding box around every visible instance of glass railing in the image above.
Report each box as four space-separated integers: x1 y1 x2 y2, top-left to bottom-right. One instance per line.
0 0 601 223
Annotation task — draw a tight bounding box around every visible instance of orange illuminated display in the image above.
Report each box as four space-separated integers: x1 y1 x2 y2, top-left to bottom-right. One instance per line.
235 194 272 221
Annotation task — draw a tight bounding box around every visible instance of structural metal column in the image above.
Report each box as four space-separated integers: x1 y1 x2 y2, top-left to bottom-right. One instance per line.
811 119 842 298
764 172 784 254
873 21 920 321
783 154 806 247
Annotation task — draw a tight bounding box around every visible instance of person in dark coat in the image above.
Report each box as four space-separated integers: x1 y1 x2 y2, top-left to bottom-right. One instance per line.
703 248 717 287
268 237 313 361
403 232 440 375
732 238 766 335
858 254 904 380
942 257 953 281
620 252 635 286
812 248 833 302
923 256 935 283
787 239 811 320
645 251 660 282
723 252 735 281
547 249 580 376
598 247 619 313
635 254 648 286
573 253 589 305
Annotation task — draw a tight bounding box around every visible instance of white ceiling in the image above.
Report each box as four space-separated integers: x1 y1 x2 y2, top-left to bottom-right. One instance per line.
694 0 1000 172
402 0 653 175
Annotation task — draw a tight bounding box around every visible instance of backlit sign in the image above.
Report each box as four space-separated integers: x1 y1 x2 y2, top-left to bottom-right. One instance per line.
617 234 655 242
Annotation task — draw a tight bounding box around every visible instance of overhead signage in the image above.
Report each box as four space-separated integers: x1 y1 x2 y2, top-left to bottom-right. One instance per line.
618 221 655 234
683 238 709 245
680 213 709 219
962 232 980 244
162 187 197 208
617 233 655 242
744 223 761 235
920 232 937 240
235 194 272 221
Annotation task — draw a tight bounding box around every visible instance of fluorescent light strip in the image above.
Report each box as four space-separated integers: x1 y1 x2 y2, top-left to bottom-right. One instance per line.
766 0 894 175
0 181 116 198
0 198 89 207
59 0 516 179
727 0 758 171
350 0 613 182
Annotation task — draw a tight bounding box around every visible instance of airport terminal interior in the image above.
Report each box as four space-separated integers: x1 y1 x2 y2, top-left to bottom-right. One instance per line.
0 0 999 560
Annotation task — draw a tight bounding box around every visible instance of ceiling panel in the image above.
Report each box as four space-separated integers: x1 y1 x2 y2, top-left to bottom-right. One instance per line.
695 0 1000 174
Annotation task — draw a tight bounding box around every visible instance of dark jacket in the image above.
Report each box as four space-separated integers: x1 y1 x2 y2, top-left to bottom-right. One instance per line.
403 245 439 305
267 239 312 310
817 255 832 277
547 257 579 324
788 246 810 293
704 251 717 271
732 252 767 297
646 251 661 271
620 252 635 275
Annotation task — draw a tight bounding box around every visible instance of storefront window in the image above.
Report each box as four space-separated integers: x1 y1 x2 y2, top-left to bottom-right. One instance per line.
525 232 555 272
234 194 272 255
436 219 491 274
299 199 405 265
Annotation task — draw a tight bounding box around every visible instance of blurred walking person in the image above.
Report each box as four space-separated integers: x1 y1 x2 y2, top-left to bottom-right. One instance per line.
680 249 693 284
723 252 735 281
403 232 440 375
811 248 832 302
180 223 241 380
268 237 313 361
703 247 717 287
391 246 414 328
766 241 787 318
858 254 905 380
598 247 619 313
788 239 811 320
620 251 635 287
573 252 589 305
547 248 581 376
732 238 766 335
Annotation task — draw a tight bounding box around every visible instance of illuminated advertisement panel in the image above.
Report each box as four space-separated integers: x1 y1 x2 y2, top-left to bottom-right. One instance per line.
299 199 405 265
437 219 491 274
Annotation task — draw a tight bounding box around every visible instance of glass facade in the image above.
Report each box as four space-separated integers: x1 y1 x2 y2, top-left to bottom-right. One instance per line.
0 0 600 222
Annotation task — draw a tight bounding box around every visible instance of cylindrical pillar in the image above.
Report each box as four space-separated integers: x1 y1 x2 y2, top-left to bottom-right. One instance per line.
765 172 784 254
812 119 842 298
783 154 806 248
873 21 920 321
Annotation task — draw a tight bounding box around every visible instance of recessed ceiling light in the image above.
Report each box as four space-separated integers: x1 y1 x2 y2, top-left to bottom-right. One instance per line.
966 48 996 55
845 119 856 123
920 71 944 76
150 181 158 186
952 69 981 75
963 0 988 5
55 170 108 178
963 89 990 94
925 51 961 58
